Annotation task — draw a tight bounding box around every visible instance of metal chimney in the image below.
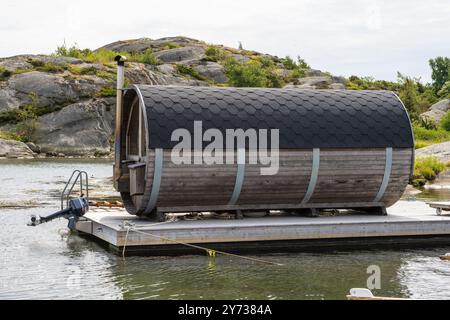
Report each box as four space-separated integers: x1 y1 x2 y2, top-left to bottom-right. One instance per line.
113 55 127 188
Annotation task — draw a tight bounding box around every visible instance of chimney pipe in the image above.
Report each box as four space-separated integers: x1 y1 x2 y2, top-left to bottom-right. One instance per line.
113 55 127 189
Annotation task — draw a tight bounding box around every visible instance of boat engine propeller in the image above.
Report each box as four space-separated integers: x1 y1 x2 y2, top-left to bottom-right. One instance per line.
28 197 89 230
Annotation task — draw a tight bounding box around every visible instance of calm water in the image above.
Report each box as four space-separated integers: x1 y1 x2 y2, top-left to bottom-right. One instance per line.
1 159 450 300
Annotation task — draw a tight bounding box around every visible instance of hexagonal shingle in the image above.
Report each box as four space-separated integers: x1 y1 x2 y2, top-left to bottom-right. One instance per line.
130 86 414 149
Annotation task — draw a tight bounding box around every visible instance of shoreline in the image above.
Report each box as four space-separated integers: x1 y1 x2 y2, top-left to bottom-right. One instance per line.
0 154 113 160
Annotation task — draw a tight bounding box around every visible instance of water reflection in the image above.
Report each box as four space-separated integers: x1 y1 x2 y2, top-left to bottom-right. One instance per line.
1 160 450 300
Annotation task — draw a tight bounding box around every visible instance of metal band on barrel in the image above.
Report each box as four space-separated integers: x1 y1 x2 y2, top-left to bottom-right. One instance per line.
228 148 246 206
302 148 320 204
374 147 393 203
144 148 164 214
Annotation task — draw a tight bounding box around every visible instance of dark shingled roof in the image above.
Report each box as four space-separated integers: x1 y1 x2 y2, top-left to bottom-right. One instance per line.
128 85 414 149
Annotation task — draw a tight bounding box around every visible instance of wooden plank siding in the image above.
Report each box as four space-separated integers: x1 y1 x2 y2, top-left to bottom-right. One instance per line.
126 148 413 215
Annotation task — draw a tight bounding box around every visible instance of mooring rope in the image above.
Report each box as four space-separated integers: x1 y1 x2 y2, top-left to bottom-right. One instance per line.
122 226 131 260
121 219 177 259
124 226 283 266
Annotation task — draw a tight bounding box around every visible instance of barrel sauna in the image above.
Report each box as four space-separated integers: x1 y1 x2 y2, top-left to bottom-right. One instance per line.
114 85 414 218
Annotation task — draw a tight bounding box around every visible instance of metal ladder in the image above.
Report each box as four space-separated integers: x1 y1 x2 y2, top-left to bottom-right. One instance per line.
60 170 89 210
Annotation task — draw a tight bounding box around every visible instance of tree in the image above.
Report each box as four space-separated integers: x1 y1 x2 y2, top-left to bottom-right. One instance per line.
438 81 450 99
397 72 419 119
429 56 450 93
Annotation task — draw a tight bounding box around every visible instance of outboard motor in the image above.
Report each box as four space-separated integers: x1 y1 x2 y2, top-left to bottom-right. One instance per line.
28 170 89 230
28 197 89 230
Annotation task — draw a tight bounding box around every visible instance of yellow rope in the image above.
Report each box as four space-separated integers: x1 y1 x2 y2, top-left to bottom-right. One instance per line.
129 227 284 266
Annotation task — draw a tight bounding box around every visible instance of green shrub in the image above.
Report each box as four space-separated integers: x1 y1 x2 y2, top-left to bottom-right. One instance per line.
440 112 450 131
28 60 45 68
55 43 89 59
224 58 268 87
0 66 12 81
55 43 119 64
223 57 284 88
282 56 297 70
287 68 307 81
281 56 310 83
347 75 400 91
205 46 226 62
412 156 448 187
175 64 206 81
265 70 285 88
128 49 160 65
13 93 39 142
15 118 37 143
296 56 310 70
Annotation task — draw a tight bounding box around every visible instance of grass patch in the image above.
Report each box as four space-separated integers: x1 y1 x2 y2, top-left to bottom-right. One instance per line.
55 43 161 66
28 59 68 73
165 42 179 49
413 124 450 148
97 86 116 97
0 130 22 141
13 69 33 75
128 49 161 65
175 64 206 81
95 71 115 79
412 156 449 187
69 65 98 75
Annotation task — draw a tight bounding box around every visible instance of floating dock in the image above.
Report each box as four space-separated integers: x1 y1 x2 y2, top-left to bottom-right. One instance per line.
76 201 450 255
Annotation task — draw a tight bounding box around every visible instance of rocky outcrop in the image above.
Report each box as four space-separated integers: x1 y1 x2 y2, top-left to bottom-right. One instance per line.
0 36 351 156
8 71 105 110
420 99 450 125
0 86 20 111
35 98 115 156
124 62 205 86
416 141 450 163
284 75 347 90
192 61 227 83
100 37 204 53
154 46 205 63
0 138 35 159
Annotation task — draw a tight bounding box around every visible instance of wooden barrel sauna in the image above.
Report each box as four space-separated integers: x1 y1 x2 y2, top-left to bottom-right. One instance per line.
114 86 414 218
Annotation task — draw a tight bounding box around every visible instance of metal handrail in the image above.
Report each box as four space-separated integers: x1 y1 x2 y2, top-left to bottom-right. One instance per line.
60 170 89 210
